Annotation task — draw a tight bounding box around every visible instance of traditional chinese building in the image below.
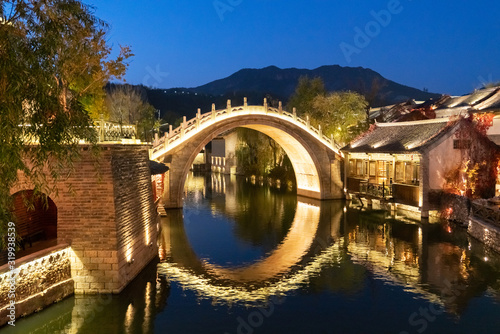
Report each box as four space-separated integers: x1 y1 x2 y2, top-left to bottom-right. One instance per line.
342 117 498 218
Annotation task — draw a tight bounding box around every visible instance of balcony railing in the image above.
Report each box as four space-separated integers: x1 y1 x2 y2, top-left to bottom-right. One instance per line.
471 201 500 228
347 177 421 206
347 177 392 198
359 181 392 198
392 183 420 207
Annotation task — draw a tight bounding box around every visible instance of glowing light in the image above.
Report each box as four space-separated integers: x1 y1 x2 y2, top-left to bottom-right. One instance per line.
124 303 134 333
126 246 134 264
484 257 489 262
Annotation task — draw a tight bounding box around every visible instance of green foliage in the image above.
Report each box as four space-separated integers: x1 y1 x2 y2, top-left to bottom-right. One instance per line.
0 0 131 244
235 128 294 183
287 77 368 146
286 76 326 116
311 91 369 145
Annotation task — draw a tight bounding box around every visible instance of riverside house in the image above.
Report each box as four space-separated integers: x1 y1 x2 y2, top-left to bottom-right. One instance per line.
342 117 498 219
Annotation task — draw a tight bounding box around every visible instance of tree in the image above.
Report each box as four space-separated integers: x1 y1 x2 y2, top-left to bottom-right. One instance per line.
444 115 500 199
286 76 326 116
0 0 131 242
106 85 147 124
235 128 295 184
311 92 368 145
287 77 368 146
105 84 158 142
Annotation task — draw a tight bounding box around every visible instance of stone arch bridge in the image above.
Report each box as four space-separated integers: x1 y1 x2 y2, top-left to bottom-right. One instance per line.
150 99 345 208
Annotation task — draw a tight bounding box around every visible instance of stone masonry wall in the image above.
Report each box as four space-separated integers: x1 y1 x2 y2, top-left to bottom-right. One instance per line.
0 245 73 327
10 144 158 294
111 146 159 289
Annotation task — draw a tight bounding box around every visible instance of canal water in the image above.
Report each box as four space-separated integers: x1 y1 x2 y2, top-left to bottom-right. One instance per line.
5 173 500 334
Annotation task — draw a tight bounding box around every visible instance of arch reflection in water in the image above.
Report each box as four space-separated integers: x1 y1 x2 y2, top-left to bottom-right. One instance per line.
158 185 343 305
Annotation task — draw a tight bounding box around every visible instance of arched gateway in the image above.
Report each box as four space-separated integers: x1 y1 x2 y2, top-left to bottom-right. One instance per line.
150 101 345 208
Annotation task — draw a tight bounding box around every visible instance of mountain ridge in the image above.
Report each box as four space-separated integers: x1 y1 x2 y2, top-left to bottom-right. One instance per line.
190 64 440 106
143 65 441 122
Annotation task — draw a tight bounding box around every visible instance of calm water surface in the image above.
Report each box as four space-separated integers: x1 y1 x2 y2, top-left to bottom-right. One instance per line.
6 173 500 334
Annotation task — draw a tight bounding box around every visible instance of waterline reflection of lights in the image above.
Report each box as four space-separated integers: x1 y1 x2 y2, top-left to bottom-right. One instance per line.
157 241 343 306
124 302 134 334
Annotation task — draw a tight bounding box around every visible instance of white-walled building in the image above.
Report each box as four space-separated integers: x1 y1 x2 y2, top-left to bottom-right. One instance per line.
342 117 499 218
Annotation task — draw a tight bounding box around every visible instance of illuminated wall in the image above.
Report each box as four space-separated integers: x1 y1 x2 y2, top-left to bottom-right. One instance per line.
0 245 73 327
11 145 159 294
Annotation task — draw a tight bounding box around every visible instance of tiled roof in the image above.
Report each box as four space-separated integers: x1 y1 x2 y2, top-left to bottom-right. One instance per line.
473 88 500 110
435 87 500 117
343 119 455 154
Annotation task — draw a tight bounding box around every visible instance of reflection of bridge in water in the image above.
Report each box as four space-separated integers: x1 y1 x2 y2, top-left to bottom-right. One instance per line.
157 174 500 311
158 194 343 305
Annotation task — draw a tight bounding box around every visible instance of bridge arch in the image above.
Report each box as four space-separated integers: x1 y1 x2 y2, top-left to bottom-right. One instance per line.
151 104 344 208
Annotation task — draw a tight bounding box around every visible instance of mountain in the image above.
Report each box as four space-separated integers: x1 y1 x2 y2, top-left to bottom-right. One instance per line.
191 65 439 106
144 65 441 121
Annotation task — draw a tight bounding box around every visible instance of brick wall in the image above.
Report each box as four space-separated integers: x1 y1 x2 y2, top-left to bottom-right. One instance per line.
11 190 58 240
10 144 159 294
111 146 159 290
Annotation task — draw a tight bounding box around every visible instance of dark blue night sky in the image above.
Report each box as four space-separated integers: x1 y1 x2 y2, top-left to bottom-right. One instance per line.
90 0 500 96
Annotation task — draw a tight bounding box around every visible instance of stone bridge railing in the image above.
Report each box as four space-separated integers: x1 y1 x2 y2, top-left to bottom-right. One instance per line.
20 120 138 144
95 120 137 143
150 98 342 161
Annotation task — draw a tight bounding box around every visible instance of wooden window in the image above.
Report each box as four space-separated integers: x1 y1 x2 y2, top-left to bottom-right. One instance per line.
413 164 420 184
405 163 413 182
395 162 404 182
369 161 376 177
356 160 362 176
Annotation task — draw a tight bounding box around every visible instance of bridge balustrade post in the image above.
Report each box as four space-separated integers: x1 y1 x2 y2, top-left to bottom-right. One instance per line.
163 132 168 150
279 101 282 115
227 99 231 113
154 133 159 145
244 97 248 107
330 134 335 147
293 107 297 121
306 116 310 128
264 98 268 114
318 124 322 138
196 108 201 129
169 124 173 136
99 118 104 142
211 103 216 120
181 116 186 138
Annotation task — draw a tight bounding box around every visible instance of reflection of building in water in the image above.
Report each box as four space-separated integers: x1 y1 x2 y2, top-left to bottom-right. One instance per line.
66 260 170 334
343 208 499 314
